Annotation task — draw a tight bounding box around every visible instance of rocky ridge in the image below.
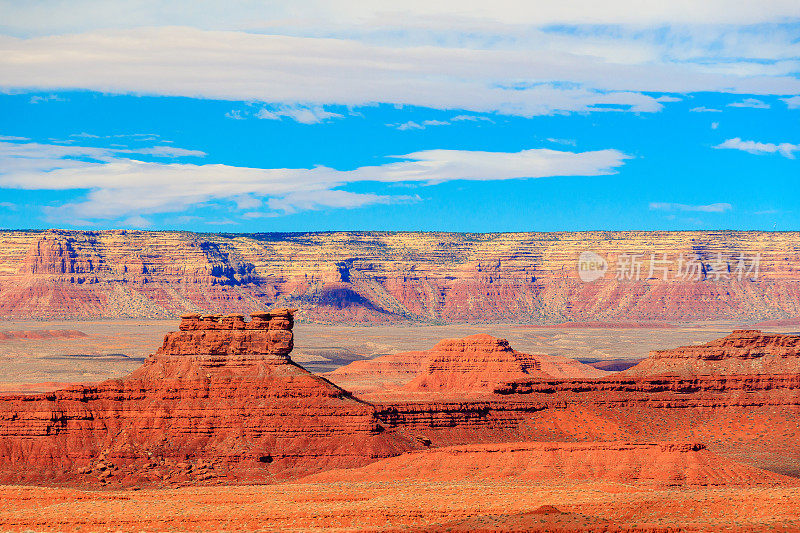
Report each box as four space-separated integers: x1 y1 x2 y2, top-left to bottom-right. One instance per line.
623 330 800 376
2 229 800 322
3 319 800 485
326 333 608 395
0 309 415 486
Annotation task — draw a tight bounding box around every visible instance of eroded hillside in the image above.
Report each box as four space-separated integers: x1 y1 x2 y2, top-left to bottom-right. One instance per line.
0 230 798 322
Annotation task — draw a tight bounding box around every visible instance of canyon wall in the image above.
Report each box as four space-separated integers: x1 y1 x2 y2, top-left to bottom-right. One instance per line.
1 229 799 322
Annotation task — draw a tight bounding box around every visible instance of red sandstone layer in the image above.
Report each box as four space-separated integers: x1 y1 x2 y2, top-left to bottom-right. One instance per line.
0 310 419 486
3 321 800 487
623 329 800 376
326 333 607 395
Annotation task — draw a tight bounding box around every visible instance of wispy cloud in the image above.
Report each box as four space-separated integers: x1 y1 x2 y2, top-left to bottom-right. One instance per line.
690 106 722 113
649 202 732 213
69 132 161 141
546 138 577 146
224 110 246 120
0 139 630 223
1 24 799 118
29 94 66 104
225 105 344 124
715 137 800 159
390 119 450 131
784 96 800 109
727 98 770 109
255 105 343 124
120 215 152 228
0 135 29 141
451 115 494 123
3 1 800 36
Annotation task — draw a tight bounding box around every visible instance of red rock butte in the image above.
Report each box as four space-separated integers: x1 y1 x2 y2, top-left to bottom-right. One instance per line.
0 309 418 485
1 317 800 487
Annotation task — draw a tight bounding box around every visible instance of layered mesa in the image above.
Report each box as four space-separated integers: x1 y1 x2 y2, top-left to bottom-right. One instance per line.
1 229 799 322
0 316 799 487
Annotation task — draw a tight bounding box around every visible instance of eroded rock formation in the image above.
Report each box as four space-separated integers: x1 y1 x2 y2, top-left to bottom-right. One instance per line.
624 330 800 376
3 321 800 486
326 333 608 395
2 229 800 322
0 310 416 486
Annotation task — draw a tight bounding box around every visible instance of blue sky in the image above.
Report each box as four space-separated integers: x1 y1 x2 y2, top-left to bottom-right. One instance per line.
0 1 798 232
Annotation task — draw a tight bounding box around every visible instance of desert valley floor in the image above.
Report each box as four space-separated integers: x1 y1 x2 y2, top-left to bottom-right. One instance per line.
0 319 774 387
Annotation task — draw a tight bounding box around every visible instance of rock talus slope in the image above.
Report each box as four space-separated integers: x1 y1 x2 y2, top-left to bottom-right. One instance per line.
2 229 800 322
304 441 793 487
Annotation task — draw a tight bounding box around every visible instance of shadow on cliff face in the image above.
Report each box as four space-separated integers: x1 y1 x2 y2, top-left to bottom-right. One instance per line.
301 283 402 324
317 284 375 309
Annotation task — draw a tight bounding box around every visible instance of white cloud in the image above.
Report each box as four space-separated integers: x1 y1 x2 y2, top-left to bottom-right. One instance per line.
3 1 799 36
394 121 424 131
649 202 732 213
690 106 722 112
784 96 800 109
0 202 16 210
133 146 206 157
728 98 770 109
711 122 719 129
655 95 682 102
1 26 799 117
121 215 152 228
0 139 629 222
0 135 29 141
29 94 65 104
714 137 800 158
546 138 577 146
451 115 494 122
255 105 343 124
225 110 246 120
392 119 450 130
266 190 408 214
232 195 261 210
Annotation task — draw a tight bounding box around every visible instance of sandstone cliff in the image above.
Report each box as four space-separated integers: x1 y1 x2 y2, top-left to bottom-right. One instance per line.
4 322 800 486
0 310 416 486
622 329 800 376
1 229 799 322
326 333 607 395
327 333 607 395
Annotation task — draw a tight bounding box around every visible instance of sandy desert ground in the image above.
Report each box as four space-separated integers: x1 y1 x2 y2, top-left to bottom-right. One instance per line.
1 479 799 532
